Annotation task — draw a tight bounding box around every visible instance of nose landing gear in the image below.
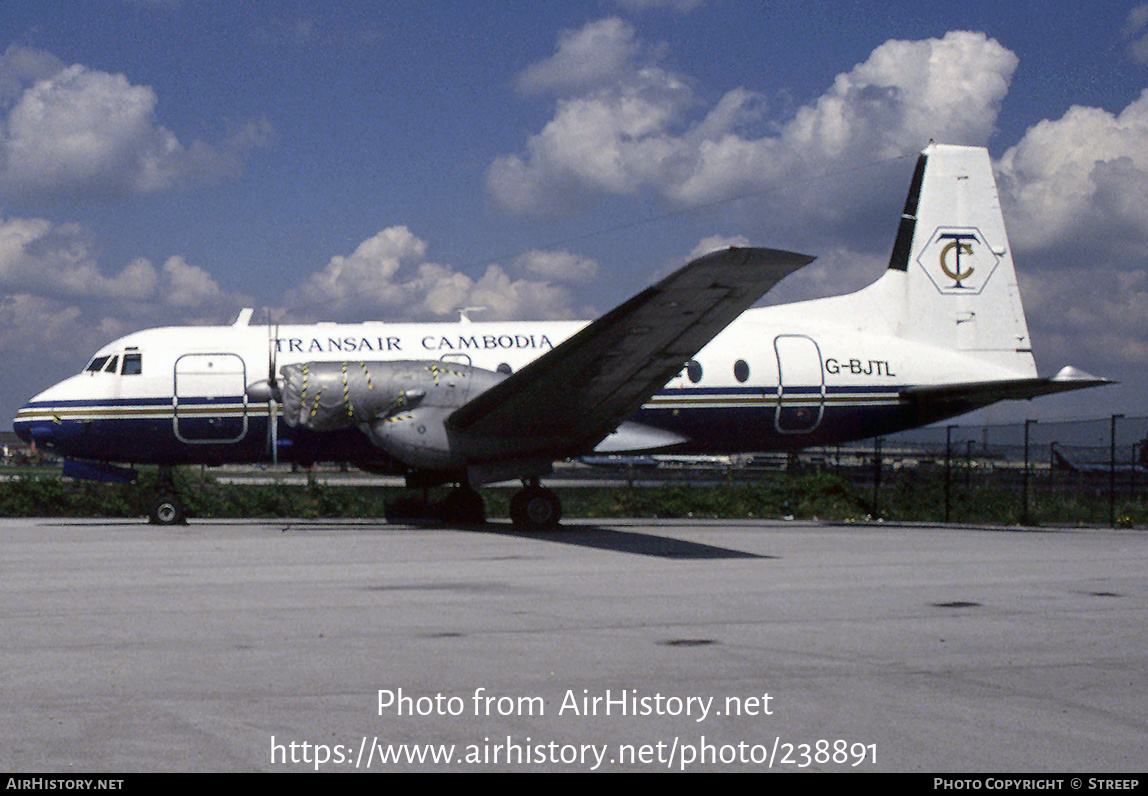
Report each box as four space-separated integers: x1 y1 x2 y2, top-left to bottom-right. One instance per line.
148 466 187 525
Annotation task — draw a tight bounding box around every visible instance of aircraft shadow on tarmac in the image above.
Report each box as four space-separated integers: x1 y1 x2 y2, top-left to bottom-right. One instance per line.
280 518 768 558
280 517 767 559
476 522 771 559
275 517 770 558
276 511 770 559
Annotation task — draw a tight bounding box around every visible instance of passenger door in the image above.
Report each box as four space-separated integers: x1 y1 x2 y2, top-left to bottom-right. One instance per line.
173 353 249 443
773 335 825 434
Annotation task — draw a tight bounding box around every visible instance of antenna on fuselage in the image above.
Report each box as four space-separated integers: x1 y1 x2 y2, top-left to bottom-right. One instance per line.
456 306 486 323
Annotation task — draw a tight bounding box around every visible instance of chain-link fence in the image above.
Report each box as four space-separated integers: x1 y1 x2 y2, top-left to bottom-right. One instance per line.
798 415 1148 527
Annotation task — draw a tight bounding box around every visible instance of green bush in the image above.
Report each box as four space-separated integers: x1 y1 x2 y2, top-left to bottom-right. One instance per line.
0 467 1143 527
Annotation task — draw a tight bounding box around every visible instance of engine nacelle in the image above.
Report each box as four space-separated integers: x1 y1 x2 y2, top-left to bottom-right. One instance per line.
366 405 463 471
278 360 507 471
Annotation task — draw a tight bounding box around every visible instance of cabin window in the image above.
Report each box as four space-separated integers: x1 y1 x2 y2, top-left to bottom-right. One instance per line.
122 353 142 375
497 362 512 375
734 359 750 383
686 360 703 383
85 356 110 373
103 356 119 374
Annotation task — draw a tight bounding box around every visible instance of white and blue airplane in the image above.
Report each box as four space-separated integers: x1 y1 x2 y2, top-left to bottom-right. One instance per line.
13 144 1109 527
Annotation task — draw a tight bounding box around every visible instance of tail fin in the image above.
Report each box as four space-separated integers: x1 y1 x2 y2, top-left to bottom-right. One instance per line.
879 143 1034 374
799 143 1109 404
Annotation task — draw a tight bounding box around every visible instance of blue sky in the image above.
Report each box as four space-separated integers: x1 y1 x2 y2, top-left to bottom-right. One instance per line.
2 0 1148 426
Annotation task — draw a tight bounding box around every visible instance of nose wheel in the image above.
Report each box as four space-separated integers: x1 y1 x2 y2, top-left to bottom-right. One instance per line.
510 483 561 530
148 467 187 525
149 494 186 525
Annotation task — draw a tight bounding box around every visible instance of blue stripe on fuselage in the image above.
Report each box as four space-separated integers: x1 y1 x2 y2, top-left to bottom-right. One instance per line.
15 385 918 464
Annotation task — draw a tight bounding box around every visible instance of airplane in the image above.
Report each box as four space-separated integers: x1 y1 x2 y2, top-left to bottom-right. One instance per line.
12 143 1110 528
1052 444 1147 475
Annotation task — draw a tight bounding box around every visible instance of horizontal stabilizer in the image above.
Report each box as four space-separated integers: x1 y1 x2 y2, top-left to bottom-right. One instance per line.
901 366 1113 407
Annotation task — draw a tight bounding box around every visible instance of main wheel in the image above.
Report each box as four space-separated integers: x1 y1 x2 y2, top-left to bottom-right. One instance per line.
510 486 561 530
440 486 486 525
149 494 186 526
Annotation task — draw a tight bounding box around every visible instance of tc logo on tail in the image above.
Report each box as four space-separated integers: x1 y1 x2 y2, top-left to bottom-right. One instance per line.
916 227 999 294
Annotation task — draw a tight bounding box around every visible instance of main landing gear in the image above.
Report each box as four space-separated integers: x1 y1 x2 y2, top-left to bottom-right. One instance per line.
384 479 562 530
384 484 487 525
440 484 486 524
509 481 562 530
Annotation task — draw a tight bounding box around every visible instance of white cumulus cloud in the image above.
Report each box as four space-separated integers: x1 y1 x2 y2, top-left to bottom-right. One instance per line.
487 25 1017 221
0 44 271 202
283 226 594 322
0 214 249 361
990 89 1148 373
996 90 1148 257
0 215 236 307
517 17 645 96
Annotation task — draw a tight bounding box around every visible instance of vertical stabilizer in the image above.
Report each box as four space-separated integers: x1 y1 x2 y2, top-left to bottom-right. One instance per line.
884 143 1035 375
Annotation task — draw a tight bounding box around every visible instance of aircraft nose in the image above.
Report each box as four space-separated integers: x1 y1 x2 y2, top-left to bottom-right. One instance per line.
13 399 76 452
14 405 55 446
13 404 35 444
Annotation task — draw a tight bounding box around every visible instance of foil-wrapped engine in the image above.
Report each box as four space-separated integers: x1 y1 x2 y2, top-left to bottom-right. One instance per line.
277 360 507 471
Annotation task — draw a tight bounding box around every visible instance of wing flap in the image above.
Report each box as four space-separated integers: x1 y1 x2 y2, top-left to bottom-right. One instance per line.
448 247 812 456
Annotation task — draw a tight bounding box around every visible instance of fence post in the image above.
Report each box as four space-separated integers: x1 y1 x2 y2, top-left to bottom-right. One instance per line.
945 425 953 523
872 437 883 519
1110 414 1124 527
1130 443 1138 497
1023 419 1035 526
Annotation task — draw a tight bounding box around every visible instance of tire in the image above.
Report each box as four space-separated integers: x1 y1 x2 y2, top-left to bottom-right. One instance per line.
510 487 561 530
440 487 486 525
149 494 186 526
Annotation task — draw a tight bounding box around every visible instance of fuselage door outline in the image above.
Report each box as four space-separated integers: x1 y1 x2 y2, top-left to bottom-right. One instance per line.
773 334 825 434
173 352 249 444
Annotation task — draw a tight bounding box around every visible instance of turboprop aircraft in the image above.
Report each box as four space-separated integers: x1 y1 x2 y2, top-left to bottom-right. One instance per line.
13 144 1109 528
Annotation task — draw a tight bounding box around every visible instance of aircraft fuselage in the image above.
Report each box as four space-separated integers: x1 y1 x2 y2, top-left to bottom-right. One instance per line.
13 306 1021 472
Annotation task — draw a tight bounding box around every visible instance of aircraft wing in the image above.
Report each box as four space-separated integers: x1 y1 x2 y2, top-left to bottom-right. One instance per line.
901 366 1113 407
448 247 813 458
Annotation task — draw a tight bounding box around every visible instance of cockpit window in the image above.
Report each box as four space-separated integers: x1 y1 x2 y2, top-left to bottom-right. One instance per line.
122 353 142 375
84 352 142 375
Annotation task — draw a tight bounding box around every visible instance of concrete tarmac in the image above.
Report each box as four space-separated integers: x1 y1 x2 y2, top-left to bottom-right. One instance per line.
1 516 1145 773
